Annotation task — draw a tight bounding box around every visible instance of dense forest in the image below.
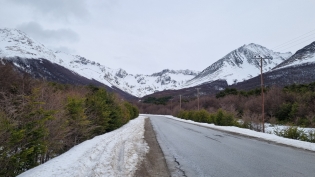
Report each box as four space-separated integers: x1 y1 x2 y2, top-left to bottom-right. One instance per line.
0 64 139 176
138 83 315 129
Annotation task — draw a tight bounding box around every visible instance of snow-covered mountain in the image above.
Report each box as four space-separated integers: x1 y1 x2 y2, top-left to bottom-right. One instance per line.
273 41 315 70
104 69 199 97
185 43 292 87
0 28 198 97
6 28 311 98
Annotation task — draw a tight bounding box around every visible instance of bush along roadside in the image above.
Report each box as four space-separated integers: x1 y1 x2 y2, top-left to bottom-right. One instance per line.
176 109 243 127
273 126 315 143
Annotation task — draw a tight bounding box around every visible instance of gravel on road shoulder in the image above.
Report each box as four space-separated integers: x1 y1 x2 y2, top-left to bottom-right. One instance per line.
134 118 171 177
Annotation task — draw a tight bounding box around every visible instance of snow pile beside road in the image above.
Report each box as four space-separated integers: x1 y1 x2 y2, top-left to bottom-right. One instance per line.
162 115 315 152
18 116 149 177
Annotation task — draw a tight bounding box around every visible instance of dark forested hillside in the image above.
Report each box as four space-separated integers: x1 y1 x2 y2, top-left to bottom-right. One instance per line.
141 79 228 99
0 63 139 176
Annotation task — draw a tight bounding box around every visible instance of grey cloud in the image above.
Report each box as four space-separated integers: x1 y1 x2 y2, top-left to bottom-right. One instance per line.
17 22 79 43
10 0 89 21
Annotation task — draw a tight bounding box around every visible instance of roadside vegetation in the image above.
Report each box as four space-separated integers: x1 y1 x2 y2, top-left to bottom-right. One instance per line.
177 109 243 127
273 126 315 143
0 64 139 176
137 82 315 142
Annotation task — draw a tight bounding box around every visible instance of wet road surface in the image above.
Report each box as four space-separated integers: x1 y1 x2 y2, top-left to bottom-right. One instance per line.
150 116 315 177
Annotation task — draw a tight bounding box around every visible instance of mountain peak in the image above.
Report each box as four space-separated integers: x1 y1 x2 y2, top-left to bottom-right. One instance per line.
243 43 292 56
185 43 292 87
0 28 34 44
0 28 55 61
246 43 263 47
241 43 270 52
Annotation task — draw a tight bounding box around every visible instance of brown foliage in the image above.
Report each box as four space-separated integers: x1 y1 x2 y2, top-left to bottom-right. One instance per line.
139 85 315 128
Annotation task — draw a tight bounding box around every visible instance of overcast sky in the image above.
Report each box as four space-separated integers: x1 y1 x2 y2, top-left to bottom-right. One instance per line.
1 0 315 74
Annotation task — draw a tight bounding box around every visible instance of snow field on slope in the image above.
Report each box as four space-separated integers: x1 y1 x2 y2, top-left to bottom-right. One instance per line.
150 115 315 151
113 73 195 97
185 59 261 87
276 55 315 70
18 116 149 177
0 29 55 61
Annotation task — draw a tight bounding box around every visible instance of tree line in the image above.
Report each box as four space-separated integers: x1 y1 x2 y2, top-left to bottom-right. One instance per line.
137 84 315 142
137 83 315 129
0 64 139 176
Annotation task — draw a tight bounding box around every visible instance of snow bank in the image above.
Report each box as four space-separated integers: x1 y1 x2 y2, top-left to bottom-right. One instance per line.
18 116 149 177
149 115 315 152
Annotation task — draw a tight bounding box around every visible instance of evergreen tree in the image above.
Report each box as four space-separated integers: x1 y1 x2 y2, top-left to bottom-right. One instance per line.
66 96 90 145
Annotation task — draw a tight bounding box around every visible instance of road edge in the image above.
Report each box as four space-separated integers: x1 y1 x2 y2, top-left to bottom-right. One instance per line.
134 117 171 177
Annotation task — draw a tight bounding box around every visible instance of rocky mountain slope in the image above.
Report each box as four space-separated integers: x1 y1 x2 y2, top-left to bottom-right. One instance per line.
232 62 315 91
273 41 315 70
185 43 292 87
236 41 315 89
144 41 315 99
0 28 198 97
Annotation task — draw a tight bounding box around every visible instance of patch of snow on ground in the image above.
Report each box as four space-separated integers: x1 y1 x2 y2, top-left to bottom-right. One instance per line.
18 116 149 177
265 123 315 135
153 115 315 151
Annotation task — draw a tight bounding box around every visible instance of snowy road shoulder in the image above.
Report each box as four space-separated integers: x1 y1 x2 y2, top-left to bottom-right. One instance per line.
145 114 315 152
18 116 149 177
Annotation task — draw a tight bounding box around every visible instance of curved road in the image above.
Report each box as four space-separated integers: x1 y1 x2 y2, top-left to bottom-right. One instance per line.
149 115 315 177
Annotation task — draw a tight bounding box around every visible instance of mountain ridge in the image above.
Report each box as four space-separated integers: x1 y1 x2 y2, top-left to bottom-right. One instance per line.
0 28 198 97
273 41 315 70
3 28 315 99
185 43 292 87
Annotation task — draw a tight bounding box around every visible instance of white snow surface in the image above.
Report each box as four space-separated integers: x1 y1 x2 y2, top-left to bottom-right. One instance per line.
18 116 149 177
152 115 315 151
0 28 198 97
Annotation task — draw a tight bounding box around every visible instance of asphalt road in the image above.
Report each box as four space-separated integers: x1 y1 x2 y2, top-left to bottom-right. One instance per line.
149 115 315 177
